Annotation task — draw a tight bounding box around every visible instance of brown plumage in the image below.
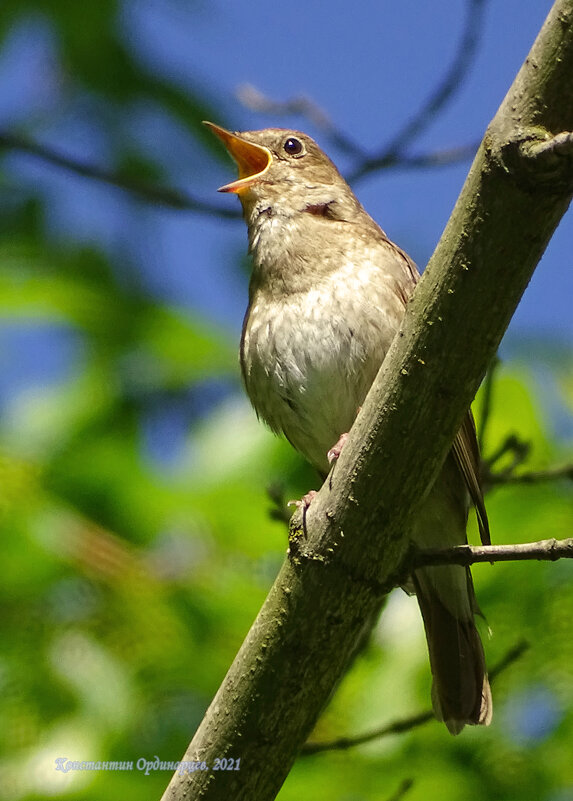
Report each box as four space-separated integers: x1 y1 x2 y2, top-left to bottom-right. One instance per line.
205 122 492 734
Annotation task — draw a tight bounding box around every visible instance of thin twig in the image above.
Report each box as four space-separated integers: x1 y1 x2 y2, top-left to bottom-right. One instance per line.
0 1 489 216
0 126 479 219
488 639 529 682
380 142 480 171
483 433 531 476
486 463 573 486
267 483 293 525
301 710 435 755
0 131 241 219
301 640 528 755
236 84 366 158
413 538 573 569
238 84 480 175
348 0 488 182
385 0 488 153
385 779 414 801
238 1 487 183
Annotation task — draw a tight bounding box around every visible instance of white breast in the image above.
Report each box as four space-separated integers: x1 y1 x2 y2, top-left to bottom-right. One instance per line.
241 256 405 473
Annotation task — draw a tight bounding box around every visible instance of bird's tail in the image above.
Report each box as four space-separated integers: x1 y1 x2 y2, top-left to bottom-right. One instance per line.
413 565 492 735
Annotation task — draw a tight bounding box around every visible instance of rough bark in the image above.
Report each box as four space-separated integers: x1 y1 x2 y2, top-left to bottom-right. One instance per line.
161 2 573 799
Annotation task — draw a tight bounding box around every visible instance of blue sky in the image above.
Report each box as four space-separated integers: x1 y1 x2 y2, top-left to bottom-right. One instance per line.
0 0 570 411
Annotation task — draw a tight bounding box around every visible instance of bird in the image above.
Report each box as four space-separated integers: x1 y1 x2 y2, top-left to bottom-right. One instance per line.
204 121 492 735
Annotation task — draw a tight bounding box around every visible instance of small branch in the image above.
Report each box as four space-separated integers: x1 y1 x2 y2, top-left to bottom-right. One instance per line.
385 142 479 170
302 641 529 755
345 140 480 183
266 483 293 525
346 142 481 179
385 779 414 801
477 369 572 488
348 0 488 181
482 430 573 490
501 130 573 192
236 84 366 159
413 538 573 570
0 124 478 225
483 433 531 475
0 131 241 219
302 711 434 755
488 639 530 682
521 130 573 170
237 0 486 182
236 87 479 175
486 462 573 486
383 0 488 155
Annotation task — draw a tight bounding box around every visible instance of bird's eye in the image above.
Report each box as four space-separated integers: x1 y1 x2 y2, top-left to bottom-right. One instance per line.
283 137 304 156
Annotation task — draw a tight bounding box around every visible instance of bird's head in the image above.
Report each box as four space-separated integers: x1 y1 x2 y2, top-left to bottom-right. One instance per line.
204 122 357 220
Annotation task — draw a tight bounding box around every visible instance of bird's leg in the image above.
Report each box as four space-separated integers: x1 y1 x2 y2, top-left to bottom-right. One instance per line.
288 407 361 531
327 433 349 464
286 427 350 518
327 407 361 464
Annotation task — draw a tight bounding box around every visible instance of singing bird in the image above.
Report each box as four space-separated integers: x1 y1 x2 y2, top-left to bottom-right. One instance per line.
205 121 492 735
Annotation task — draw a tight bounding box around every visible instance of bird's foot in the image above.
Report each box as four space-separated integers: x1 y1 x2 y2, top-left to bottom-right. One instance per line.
287 490 317 538
327 433 349 464
287 490 317 511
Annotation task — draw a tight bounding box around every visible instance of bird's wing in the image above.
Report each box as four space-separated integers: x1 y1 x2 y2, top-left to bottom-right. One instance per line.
379 230 490 545
452 412 491 546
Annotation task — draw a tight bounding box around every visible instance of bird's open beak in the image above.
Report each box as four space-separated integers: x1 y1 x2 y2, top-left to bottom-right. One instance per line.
203 121 272 194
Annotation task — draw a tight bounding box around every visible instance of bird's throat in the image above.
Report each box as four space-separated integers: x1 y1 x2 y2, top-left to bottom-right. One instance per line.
247 209 340 298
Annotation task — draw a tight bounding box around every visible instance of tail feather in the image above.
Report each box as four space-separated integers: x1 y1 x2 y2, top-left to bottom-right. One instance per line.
413 567 492 735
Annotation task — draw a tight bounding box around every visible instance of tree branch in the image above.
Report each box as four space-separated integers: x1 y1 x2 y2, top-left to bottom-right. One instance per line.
377 142 480 171
1 0 487 208
486 462 573 486
413 538 573 570
482 432 531 475
161 3 573 799
236 85 480 173
303 711 435 756
301 640 529 755
239 0 488 182
384 779 415 801
0 131 241 219
236 84 367 159
348 0 488 181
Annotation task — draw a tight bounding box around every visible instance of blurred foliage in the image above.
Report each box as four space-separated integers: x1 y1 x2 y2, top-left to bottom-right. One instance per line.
0 3 572 801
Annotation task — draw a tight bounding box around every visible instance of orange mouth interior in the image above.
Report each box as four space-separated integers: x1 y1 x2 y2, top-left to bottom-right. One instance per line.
203 121 271 193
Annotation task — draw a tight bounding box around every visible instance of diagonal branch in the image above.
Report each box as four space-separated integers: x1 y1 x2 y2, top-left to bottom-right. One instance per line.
486 463 573 486
375 142 480 171
1 1 488 208
384 779 415 801
378 0 488 156
161 3 573 799
301 640 529 755
236 84 366 159
348 0 489 181
239 0 488 182
0 129 479 214
0 131 241 219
